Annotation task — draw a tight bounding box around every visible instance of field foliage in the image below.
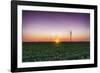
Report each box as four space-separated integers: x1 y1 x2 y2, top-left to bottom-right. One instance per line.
22 42 90 62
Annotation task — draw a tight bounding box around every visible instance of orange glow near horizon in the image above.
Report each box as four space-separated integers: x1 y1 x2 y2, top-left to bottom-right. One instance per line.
22 32 90 42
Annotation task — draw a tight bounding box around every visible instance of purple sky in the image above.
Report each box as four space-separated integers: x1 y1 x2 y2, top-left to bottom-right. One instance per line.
22 10 90 42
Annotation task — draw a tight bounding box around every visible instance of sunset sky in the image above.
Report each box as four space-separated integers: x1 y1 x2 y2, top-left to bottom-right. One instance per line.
22 10 90 42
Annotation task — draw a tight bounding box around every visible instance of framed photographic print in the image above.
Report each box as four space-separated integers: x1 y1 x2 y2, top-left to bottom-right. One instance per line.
11 1 97 72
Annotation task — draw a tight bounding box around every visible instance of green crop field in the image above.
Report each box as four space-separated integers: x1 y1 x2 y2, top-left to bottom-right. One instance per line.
22 42 90 62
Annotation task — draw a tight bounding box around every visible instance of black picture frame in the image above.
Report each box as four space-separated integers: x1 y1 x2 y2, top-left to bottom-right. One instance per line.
11 1 97 72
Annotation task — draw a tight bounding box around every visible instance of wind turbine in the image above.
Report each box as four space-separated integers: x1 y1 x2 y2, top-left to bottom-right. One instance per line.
70 30 72 42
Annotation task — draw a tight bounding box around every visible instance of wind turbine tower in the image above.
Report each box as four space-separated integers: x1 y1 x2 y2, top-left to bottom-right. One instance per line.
70 31 72 42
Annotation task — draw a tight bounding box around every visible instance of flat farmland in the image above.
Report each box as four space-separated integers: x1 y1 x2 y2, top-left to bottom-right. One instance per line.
22 42 90 62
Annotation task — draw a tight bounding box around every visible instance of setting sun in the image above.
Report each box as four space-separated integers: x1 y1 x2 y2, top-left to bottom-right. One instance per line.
55 39 60 43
